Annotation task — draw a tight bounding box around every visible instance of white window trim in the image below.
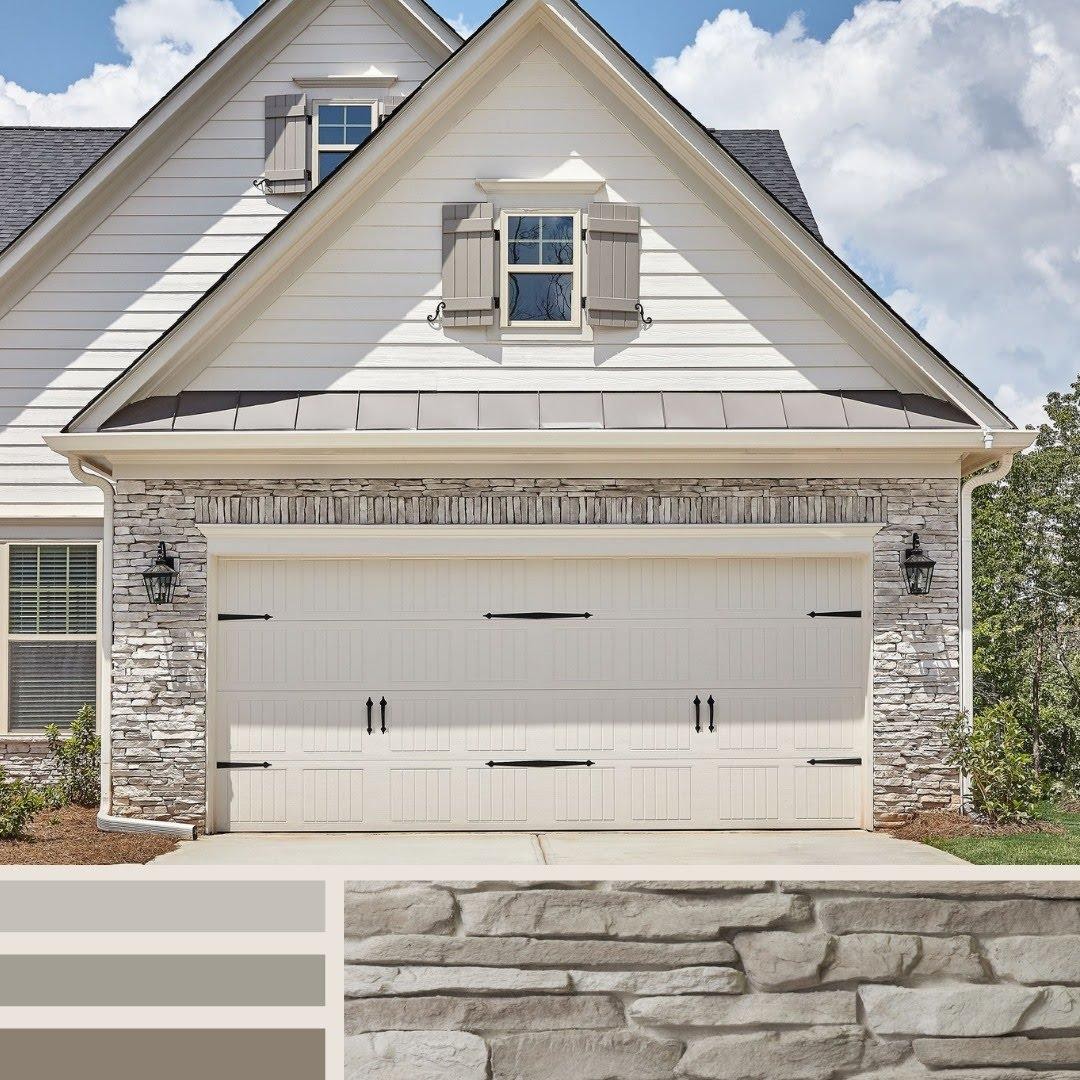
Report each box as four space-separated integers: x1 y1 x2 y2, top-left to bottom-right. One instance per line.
0 541 101 736
311 98 380 187
499 208 583 329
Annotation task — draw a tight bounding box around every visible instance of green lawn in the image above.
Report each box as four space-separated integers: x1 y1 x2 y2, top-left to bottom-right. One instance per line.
925 809 1080 865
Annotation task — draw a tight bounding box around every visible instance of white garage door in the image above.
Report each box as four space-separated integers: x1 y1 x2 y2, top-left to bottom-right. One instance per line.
212 555 869 832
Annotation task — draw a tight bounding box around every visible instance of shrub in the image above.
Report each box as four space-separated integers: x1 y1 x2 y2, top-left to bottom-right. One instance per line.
0 768 44 840
45 704 101 808
943 705 1047 824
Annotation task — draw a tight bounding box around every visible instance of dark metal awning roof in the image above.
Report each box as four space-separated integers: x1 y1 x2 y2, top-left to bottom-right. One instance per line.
101 390 977 433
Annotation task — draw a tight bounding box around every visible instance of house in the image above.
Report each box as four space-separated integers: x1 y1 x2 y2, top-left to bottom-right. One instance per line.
0 0 1032 838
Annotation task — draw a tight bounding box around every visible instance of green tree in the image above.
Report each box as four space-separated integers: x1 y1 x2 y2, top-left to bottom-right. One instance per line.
972 376 1080 786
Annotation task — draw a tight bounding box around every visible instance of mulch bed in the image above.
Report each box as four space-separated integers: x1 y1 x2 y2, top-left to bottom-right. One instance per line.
886 809 1066 843
0 805 179 865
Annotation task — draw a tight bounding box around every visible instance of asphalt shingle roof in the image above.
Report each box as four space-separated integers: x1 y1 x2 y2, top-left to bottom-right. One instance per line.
0 125 821 253
0 126 125 251
711 129 822 240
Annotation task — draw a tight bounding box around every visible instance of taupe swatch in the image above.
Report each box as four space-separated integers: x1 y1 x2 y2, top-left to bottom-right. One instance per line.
0 955 325 1007
0 881 324 931
0 1031 324 1080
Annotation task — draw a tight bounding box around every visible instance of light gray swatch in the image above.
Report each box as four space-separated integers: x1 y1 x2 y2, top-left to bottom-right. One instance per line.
0 955 325 1007
0 881 324 932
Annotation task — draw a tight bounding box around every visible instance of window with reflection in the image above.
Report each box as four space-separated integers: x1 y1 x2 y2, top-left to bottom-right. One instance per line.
502 213 580 325
315 103 375 183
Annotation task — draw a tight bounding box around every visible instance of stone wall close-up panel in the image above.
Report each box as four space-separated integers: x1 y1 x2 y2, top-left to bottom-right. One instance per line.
344 880 1080 1079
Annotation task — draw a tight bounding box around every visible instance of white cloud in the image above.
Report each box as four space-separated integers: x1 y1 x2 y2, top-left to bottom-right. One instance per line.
448 13 476 38
0 0 243 126
654 0 1080 420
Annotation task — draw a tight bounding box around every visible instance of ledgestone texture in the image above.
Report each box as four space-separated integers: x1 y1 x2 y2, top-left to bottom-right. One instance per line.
342 881 1080 1080
109 477 960 826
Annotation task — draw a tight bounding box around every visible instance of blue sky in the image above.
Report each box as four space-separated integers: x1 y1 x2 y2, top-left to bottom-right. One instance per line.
0 1 860 93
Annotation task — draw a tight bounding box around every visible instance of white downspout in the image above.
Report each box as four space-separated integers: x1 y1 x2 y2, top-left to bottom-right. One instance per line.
68 458 195 840
958 439 1016 807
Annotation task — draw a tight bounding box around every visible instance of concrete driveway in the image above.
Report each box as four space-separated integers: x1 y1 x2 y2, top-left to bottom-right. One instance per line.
152 829 964 865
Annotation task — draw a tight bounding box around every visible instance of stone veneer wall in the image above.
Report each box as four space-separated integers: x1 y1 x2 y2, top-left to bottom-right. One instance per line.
110 477 960 827
0 736 60 786
343 880 1080 1080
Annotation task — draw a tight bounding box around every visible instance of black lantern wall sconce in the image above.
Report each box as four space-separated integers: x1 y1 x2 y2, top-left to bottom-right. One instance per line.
901 533 936 596
143 542 181 605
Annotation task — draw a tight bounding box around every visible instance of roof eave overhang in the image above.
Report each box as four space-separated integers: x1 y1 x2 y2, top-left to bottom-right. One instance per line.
47 427 1036 478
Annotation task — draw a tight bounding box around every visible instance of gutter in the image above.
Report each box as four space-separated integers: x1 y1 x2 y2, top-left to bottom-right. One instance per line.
67 458 196 842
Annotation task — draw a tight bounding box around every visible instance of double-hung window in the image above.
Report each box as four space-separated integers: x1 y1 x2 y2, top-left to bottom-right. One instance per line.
313 102 376 184
500 210 582 328
3 544 98 732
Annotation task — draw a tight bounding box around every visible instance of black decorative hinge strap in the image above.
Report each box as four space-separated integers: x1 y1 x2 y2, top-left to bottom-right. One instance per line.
807 757 863 766
218 613 274 622
217 761 272 769
807 610 862 619
486 760 595 768
484 612 593 620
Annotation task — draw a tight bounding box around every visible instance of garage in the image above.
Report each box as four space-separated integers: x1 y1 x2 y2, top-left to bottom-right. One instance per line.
210 544 871 832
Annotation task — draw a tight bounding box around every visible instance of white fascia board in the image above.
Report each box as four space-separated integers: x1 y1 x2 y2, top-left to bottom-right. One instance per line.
375 0 463 56
47 427 1035 472
68 0 1012 433
199 523 884 560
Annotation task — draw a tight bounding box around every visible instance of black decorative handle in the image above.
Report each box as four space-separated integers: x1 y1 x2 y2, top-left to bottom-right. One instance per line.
487 760 595 768
380 697 388 735
484 612 592 621
708 695 715 733
366 697 373 737
693 695 701 734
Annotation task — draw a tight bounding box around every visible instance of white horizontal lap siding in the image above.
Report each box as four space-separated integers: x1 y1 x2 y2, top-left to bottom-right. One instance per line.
0 0 435 517
196 46 895 396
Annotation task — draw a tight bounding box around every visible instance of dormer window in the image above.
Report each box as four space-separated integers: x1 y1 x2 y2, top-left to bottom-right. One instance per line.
500 211 581 327
313 102 375 184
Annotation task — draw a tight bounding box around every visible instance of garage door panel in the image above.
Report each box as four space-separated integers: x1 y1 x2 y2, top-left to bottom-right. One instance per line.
214 554 868 832
711 624 863 687
630 765 693 823
717 764 780 823
714 557 859 616
467 767 529 825
554 767 616 824
225 767 288 828
794 765 859 822
302 768 365 826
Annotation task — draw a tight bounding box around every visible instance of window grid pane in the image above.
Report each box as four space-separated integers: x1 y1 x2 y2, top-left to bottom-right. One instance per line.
9 545 97 635
8 641 96 731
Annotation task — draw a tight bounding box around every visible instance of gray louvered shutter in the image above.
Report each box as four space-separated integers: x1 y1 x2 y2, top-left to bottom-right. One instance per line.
381 93 407 118
586 202 642 328
441 203 497 328
264 93 310 195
